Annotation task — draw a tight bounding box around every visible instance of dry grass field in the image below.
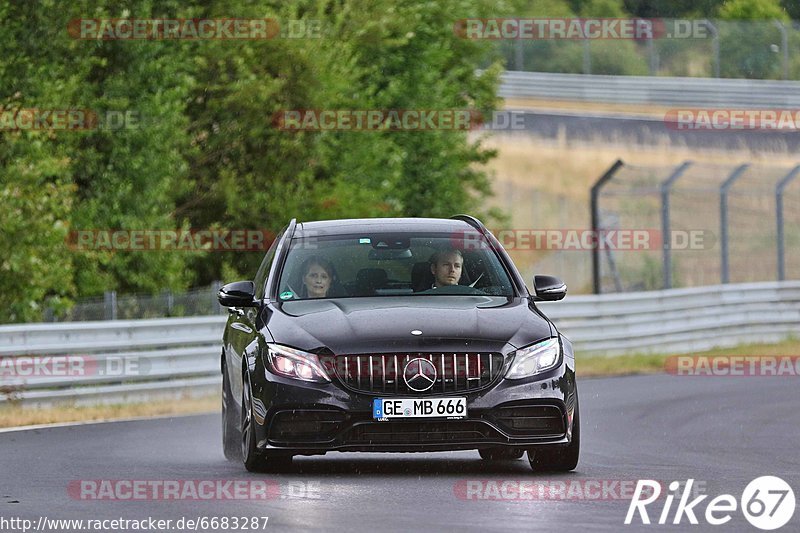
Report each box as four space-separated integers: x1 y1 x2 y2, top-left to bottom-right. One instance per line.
476 104 800 291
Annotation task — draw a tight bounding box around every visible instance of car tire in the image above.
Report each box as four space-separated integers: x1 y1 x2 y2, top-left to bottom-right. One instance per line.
479 447 524 461
528 398 580 472
222 355 241 461
241 373 293 473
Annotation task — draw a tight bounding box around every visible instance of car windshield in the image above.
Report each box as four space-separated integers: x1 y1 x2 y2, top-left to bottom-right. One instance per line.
277 231 515 300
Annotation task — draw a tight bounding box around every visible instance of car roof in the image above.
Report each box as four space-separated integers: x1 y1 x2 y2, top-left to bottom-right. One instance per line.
294 217 475 237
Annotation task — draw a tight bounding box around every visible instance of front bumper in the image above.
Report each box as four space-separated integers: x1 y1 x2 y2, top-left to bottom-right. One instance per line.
249 360 577 454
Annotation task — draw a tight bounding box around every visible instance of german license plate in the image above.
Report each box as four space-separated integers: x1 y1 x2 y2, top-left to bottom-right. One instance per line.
373 397 467 420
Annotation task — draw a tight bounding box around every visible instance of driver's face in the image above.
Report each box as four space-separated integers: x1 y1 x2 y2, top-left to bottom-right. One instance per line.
431 252 462 287
303 264 331 298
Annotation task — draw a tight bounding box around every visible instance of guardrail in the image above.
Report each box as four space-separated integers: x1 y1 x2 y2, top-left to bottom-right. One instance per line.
1 281 798 406
540 281 800 355
499 71 800 108
0 316 226 406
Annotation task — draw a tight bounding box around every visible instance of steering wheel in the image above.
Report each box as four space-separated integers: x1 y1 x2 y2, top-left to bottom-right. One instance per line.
419 284 485 295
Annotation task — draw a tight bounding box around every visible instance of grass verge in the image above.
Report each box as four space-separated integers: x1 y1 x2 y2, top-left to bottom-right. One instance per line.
503 96 671 117
0 394 218 429
579 338 800 378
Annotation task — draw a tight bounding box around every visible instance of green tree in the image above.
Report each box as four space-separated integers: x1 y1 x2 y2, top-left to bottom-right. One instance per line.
716 0 789 79
0 0 198 320
0 143 75 322
0 0 80 321
66 7 198 295
181 0 507 282
718 0 787 19
0 0 512 319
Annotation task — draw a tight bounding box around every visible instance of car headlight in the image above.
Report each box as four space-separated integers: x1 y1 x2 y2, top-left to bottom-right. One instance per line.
265 344 331 383
505 338 561 379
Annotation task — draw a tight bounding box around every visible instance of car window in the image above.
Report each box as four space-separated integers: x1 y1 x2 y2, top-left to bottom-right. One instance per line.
277 231 515 300
253 227 284 300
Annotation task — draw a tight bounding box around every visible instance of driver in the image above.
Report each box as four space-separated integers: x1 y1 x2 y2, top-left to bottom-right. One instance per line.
430 248 463 288
299 256 336 298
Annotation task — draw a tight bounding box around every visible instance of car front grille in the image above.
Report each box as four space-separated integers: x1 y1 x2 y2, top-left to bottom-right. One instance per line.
346 420 501 444
322 352 505 395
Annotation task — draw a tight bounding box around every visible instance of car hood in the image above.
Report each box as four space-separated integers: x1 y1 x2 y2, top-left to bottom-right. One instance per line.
265 296 553 354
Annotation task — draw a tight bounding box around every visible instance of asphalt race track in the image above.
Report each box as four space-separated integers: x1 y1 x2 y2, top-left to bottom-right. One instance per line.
2 374 798 532
492 109 800 152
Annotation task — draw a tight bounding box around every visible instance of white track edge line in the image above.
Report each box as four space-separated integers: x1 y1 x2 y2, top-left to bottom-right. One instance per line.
0 411 217 434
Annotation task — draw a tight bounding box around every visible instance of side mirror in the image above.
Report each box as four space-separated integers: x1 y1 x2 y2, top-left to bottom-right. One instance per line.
218 281 257 308
532 275 567 301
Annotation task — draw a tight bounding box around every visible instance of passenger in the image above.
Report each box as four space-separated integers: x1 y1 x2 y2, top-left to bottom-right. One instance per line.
430 248 463 288
300 256 337 298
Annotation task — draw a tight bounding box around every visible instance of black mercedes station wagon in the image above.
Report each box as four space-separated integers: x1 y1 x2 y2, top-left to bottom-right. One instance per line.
219 215 579 472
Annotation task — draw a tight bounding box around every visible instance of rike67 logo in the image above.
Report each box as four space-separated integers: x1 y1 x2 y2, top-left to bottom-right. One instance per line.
625 477 795 530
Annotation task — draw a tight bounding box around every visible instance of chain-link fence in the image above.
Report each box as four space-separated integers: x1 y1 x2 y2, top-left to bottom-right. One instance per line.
44 282 225 322
592 160 800 293
35 159 800 317
496 18 800 80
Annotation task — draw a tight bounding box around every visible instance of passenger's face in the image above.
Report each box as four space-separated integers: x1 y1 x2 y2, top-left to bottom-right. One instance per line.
431 252 462 286
304 264 331 298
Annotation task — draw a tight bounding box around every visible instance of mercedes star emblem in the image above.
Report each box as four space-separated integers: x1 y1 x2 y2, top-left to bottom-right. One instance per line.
403 358 437 392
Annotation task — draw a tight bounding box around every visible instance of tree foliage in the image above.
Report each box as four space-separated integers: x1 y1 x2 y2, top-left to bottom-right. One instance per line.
2 0 796 322
0 0 504 321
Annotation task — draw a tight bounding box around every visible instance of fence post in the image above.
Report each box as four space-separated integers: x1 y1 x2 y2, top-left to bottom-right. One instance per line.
515 39 524 71
720 164 749 284
660 161 692 289
104 291 117 320
773 20 789 80
582 38 591 74
212 281 223 314
591 159 624 294
646 23 656 75
776 165 800 281
701 20 720 78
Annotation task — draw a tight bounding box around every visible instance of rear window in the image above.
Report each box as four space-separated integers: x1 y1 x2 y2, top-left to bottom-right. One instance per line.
276 231 514 300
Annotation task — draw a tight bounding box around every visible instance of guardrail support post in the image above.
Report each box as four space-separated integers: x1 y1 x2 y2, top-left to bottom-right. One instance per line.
591 159 624 294
104 291 117 320
776 165 800 281
720 164 749 284
660 161 692 289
